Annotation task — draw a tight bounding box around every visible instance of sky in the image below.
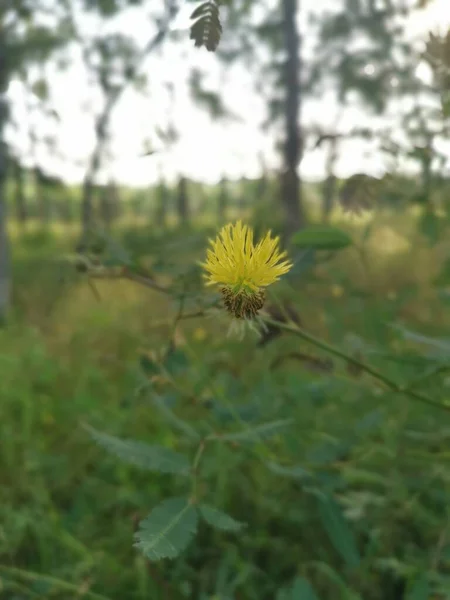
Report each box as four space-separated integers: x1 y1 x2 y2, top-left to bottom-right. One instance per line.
6 0 450 186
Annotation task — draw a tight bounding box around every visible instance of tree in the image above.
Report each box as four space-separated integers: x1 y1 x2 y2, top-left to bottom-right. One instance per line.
155 176 169 229
0 1 67 322
306 123 372 220
9 152 27 225
203 0 437 233
217 175 228 221
65 0 179 246
0 69 9 323
280 0 303 236
212 0 305 237
176 175 189 224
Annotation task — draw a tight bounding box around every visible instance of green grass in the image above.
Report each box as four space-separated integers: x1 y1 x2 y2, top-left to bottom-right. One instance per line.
2 208 450 599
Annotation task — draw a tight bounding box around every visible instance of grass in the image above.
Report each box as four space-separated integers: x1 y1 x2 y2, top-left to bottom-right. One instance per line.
2 207 450 599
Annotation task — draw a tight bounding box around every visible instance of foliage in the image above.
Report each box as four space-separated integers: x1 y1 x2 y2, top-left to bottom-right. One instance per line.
3 0 450 598
291 225 353 250
3 210 450 598
189 0 223 52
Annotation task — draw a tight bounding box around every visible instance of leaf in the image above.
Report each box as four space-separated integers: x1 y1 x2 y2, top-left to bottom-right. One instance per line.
419 210 440 246
134 497 198 561
214 419 292 443
286 248 316 280
434 257 450 286
406 574 430 600
190 1 222 52
139 353 159 378
208 397 261 425
318 495 361 568
164 348 190 376
267 461 314 482
392 324 450 357
361 221 374 244
83 424 190 475
306 440 352 465
290 577 321 600
152 395 200 440
354 409 384 435
31 78 49 100
309 561 362 599
291 225 352 250
199 505 246 532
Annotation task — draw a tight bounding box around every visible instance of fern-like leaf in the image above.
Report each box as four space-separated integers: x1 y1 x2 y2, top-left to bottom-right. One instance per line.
199 504 246 532
134 497 198 560
84 424 190 475
214 419 293 443
190 1 222 52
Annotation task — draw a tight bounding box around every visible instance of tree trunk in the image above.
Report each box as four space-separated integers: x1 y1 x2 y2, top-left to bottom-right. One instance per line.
0 176 9 325
13 159 27 225
256 172 267 203
34 167 50 224
322 138 338 222
281 0 304 239
0 24 10 325
80 148 101 247
155 179 168 228
218 176 228 221
0 109 10 325
422 140 433 208
77 6 179 245
100 179 119 230
177 176 189 224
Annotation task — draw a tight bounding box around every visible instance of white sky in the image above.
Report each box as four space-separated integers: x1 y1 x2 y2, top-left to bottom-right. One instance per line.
6 0 450 186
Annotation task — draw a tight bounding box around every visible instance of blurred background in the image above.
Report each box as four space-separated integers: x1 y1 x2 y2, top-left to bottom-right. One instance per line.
2 0 450 598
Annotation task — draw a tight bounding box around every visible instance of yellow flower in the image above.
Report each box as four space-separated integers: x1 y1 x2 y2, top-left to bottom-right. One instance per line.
331 284 344 298
201 221 292 318
193 327 207 341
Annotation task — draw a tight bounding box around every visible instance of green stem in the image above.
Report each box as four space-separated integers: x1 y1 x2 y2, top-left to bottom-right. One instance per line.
191 440 206 500
0 564 111 600
261 316 450 413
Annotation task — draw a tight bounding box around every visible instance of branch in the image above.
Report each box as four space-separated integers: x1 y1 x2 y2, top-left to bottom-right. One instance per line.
87 267 171 295
261 316 450 413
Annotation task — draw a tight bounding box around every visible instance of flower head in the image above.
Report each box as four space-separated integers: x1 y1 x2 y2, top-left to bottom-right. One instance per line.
201 221 292 319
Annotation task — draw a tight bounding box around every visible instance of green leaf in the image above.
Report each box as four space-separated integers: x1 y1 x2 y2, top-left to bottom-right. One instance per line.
318 495 361 568
134 497 198 561
267 461 314 482
309 562 362 599
419 210 440 246
199 504 246 532
434 257 450 286
83 424 190 475
291 225 352 250
214 419 292 443
287 248 316 279
354 409 384 434
406 574 430 600
361 221 374 244
163 348 190 376
290 577 321 600
152 395 200 440
139 354 159 378
392 324 450 357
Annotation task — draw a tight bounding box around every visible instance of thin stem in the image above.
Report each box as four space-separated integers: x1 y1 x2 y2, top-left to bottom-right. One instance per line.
191 440 206 500
261 316 450 413
123 268 171 295
0 565 111 600
165 291 186 357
